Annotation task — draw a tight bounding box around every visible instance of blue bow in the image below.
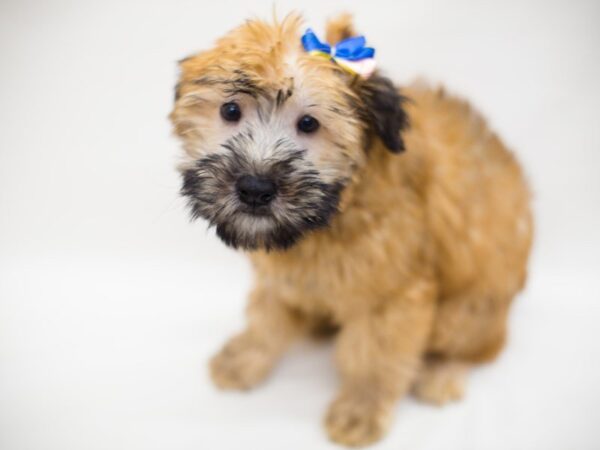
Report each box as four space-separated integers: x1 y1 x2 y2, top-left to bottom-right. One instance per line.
301 28 375 61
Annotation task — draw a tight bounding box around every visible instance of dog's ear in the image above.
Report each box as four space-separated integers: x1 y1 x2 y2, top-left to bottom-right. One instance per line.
324 16 408 152
325 13 356 44
357 74 409 153
173 54 196 102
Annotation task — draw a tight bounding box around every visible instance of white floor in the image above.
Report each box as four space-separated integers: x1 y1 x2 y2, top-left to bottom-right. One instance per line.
1 0 600 449
1 257 599 450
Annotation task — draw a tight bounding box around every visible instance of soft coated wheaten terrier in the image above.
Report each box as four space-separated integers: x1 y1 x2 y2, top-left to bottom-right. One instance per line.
170 13 533 447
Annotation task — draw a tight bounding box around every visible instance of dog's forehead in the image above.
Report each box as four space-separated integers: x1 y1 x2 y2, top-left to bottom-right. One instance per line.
179 16 353 103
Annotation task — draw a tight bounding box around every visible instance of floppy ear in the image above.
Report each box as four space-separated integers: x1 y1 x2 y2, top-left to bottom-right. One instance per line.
173 54 197 102
324 16 408 152
358 74 410 153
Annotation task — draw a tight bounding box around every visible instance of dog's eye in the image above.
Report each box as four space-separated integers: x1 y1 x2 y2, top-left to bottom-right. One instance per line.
297 115 320 134
220 102 242 122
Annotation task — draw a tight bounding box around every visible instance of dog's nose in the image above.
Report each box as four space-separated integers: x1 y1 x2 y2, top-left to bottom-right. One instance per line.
236 175 277 207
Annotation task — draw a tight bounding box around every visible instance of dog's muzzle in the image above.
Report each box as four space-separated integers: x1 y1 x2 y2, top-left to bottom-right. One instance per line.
180 134 343 251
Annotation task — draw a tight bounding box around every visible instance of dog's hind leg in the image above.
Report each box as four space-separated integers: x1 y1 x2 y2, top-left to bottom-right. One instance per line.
209 286 308 390
412 355 470 405
412 288 512 405
428 290 511 364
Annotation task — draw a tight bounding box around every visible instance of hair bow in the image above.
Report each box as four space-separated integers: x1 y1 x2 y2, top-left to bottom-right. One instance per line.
301 28 376 79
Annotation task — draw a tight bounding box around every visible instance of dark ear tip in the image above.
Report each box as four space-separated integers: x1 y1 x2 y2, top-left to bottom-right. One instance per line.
384 138 405 153
358 73 410 154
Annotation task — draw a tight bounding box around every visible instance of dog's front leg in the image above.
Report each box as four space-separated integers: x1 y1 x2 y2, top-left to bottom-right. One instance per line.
210 285 306 390
325 280 436 447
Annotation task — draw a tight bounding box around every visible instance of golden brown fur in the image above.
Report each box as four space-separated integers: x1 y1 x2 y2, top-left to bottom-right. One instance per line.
170 13 533 447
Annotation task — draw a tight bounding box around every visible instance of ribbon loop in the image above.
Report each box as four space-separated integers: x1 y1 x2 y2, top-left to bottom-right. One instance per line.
301 28 376 78
301 28 331 55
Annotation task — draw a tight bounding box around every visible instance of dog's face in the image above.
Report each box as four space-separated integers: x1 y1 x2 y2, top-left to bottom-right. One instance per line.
170 14 408 250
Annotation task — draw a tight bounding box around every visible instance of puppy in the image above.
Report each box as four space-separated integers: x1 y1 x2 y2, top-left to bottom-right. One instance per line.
170 13 533 447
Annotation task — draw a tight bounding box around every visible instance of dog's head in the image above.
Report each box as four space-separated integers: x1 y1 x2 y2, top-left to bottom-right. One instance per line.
170 13 408 250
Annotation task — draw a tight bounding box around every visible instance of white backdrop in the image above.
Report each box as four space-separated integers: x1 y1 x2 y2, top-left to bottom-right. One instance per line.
1 1 599 449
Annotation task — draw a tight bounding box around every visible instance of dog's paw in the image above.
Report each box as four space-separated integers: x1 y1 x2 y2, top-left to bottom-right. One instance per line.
324 390 393 447
412 360 468 405
209 333 276 390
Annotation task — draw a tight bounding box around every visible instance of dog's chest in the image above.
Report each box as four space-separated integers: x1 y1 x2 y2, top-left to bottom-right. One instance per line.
251 236 408 318
258 254 361 316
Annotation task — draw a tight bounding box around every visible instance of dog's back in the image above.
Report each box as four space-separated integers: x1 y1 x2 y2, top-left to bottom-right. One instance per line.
403 84 533 361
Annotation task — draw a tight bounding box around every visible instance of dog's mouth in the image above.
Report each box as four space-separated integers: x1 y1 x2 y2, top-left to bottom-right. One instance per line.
236 199 275 218
180 146 343 251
